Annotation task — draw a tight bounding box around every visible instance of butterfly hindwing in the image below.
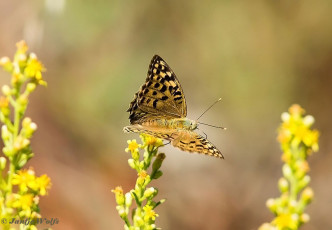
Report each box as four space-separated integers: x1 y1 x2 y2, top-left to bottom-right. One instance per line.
128 55 187 124
124 125 223 158
124 124 175 141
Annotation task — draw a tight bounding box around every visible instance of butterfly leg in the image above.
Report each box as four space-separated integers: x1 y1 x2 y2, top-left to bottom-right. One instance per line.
163 140 171 146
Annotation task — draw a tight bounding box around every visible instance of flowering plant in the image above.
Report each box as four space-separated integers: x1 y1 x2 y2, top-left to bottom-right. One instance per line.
0 41 51 230
259 104 319 230
113 134 165 230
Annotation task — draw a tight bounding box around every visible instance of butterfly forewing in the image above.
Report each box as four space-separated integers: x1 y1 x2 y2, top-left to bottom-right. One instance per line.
128 55 187 124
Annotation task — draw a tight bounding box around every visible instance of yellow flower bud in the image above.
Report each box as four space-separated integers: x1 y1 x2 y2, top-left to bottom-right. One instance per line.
301 187 314 204
1 85 11 96
278 178 289 193
26 83 37 93
0 57 13 72
0 157 6 170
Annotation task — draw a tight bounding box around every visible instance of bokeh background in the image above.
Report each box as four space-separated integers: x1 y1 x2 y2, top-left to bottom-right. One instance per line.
0 0 331 229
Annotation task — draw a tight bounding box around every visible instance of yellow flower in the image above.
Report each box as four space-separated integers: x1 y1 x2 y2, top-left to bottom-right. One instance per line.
9 193 34 213
125 139 140 153
112 186 123 195
24 58 45 80
18 194 34 211
138 170 148 180
278 105 319 154
272 213 298 229
143 205 158 221
12 168 36 192
35 174 51 196
303 130 319 152
137 170 150 186
143 134 163 148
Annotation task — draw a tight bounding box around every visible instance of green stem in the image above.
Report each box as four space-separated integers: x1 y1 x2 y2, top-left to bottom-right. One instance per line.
6 91 22 193
122 216 130 228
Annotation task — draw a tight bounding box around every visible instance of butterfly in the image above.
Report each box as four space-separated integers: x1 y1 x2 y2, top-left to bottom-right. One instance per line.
123 55 224 158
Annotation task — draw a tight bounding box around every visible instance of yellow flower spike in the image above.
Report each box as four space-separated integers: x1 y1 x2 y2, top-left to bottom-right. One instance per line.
264 105 319 229
143 205 158 221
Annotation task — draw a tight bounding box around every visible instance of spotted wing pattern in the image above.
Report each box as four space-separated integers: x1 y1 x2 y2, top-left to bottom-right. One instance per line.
172 132 223 158
127 55 187 124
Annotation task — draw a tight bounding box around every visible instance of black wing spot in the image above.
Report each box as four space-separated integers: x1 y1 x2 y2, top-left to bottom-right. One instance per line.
168 85 173 92
153 99 158 108
174 97 182 101
154 83 160 88
160 85 167 92
147 81 153 87
161 96 168 100
160 78 165 84
143 88 149 94
173 91 182 96
140 97 145 103
146 98 151 103
165 75 171 82
152 91 157 96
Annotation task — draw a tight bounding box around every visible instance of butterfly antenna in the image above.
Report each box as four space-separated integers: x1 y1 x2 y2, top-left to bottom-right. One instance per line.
197 98 222 121
197 122 227 130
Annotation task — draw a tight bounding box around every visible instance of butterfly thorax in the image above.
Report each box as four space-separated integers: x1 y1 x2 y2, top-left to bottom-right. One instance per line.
142 118 197 131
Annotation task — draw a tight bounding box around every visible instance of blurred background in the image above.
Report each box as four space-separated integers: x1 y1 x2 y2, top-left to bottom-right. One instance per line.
0 0 331 229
